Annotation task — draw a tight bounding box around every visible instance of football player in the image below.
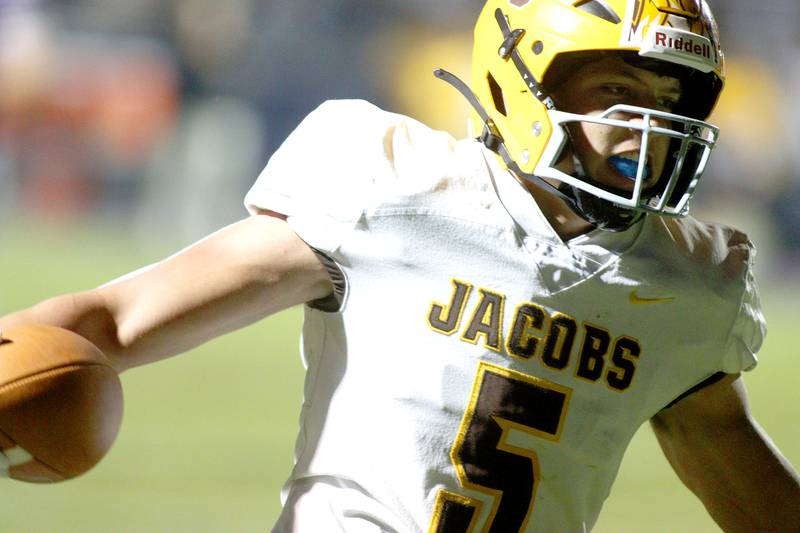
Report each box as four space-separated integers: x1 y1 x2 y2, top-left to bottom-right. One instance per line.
2 0 799 531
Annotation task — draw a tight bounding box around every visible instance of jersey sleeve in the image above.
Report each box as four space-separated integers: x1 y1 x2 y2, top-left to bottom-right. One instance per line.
719 241 766 374
244 99 400 254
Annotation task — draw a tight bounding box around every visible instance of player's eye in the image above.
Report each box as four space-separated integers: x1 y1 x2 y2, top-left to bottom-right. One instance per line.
602 84 632 98
656 96 679 112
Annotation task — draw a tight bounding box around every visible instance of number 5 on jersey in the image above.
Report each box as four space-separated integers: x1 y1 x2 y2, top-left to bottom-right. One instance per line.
429 362 572 532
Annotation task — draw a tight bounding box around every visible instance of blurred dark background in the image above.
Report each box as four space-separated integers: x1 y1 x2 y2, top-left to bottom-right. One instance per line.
1 0 799 278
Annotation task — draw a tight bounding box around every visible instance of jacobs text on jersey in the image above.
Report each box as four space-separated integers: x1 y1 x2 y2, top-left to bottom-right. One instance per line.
427 279 642 392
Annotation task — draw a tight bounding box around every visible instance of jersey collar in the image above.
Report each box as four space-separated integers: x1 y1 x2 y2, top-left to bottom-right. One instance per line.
479 142 645 292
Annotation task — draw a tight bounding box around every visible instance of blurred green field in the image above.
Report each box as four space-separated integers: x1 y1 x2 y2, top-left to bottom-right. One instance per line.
1 220 797 533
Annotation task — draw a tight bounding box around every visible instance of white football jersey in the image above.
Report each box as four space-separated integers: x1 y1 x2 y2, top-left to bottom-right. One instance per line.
244 100 765 533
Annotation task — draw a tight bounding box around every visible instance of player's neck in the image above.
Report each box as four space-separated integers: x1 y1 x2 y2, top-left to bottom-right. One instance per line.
519 177 595 241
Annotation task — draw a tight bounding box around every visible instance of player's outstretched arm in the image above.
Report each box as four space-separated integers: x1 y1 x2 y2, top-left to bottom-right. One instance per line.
650 373 800 532
0 213 332 372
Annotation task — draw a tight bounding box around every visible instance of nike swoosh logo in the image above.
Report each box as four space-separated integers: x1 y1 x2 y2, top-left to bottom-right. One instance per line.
628 290 675 305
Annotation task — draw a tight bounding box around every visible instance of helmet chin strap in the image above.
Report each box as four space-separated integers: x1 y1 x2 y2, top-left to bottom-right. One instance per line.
557 152 645 232
560 184 645 232
433 68 574 205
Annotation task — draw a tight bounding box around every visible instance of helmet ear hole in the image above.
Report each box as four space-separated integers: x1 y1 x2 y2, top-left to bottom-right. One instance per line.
487 72 508 116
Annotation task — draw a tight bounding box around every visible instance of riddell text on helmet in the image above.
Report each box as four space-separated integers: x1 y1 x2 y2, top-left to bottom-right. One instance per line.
654 31 712 60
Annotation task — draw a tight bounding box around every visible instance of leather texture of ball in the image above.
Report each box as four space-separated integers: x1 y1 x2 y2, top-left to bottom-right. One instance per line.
0 324 123 483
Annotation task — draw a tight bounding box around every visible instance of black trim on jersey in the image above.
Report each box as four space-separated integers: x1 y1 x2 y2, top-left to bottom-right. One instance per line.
660 371 728 411
308 249 346 312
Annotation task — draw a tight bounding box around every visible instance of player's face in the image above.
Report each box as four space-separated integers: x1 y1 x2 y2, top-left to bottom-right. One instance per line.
551 56 682 192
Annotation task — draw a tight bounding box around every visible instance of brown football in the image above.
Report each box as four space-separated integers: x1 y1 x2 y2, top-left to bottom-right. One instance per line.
0 324 123 483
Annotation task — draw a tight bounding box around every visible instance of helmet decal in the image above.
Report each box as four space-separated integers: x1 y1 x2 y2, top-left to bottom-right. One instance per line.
651 0 701 19
509 0 532 7
622 1 721 73
623 0 716 44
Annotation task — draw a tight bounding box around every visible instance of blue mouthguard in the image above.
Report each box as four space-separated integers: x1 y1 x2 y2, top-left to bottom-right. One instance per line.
608 155 651 182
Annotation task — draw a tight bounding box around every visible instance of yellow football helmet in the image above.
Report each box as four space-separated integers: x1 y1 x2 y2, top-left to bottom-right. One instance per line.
438 0 725 230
